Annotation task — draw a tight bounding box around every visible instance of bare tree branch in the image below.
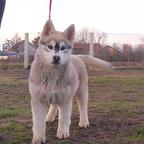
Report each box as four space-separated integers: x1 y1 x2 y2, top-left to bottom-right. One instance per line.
75 27 107 45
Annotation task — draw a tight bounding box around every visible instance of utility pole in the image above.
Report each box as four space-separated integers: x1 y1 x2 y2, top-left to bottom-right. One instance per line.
24 33 29 69
90 32 94 57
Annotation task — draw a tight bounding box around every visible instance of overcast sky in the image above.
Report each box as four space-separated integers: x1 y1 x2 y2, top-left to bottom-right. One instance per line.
0 0 144 41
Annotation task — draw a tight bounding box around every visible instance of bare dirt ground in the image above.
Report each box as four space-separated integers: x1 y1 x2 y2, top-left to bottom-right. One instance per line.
1 68 144 144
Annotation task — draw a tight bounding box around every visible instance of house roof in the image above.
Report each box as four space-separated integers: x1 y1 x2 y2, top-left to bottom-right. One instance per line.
73 43 90 49
73 43 102 49
10 40 36 54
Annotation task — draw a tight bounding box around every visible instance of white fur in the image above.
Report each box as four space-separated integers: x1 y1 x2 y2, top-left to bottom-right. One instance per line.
29 54 89 143
39 41 72 66
46 104 58 122
29 20 112 144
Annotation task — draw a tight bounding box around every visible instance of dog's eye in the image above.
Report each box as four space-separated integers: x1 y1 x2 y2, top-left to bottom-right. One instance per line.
61 46 66 50
48 45 53 49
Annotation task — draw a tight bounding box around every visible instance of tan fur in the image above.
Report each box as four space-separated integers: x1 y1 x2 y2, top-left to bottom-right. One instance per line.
78 54 112 70
29 19 112 144
40 32 71 46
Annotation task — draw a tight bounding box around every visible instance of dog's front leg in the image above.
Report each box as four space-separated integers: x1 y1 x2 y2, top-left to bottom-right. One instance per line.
31 99 47 144
57 99 72 139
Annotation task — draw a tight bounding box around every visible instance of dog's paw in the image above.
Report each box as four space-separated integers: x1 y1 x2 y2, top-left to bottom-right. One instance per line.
56 129 69 139
46 114 56 123
79 120 89 128
32 138 45 144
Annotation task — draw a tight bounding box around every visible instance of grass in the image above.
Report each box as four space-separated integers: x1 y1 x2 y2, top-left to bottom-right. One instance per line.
0 75 31 144
0 107 30 118
1 69 144 143
0 121 30 144
0 77 18 88
123 126 144 142
89 74 144 117
0 77 26 86
0 62 24 70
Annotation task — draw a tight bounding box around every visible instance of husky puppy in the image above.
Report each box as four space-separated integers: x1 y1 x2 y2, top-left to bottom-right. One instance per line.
29 19 112 144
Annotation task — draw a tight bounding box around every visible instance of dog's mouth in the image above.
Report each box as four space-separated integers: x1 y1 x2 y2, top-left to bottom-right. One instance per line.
52 61 60 65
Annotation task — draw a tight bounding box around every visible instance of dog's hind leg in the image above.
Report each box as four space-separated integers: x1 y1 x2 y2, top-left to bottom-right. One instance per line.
76 83 89 128
46 104 58 123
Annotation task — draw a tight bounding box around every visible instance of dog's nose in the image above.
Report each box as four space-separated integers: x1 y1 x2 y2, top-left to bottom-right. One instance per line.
53 55 60 64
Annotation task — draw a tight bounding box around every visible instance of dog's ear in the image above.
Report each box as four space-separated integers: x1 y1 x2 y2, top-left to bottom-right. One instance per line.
64 24 75 41
42 19 55 36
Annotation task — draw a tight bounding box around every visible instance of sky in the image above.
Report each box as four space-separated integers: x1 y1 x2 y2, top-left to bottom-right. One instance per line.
0 0 144 43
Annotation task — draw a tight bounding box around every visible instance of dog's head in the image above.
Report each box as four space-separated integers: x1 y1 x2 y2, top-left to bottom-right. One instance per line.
38 19 75 66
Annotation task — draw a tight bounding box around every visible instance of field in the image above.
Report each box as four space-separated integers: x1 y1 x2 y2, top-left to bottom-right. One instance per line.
1 68 144 144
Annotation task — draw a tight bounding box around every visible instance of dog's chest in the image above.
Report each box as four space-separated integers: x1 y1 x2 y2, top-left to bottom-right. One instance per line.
40 70 78 104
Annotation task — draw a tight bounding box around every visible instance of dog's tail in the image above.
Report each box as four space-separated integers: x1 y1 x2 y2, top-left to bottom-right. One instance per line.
78 54 113 70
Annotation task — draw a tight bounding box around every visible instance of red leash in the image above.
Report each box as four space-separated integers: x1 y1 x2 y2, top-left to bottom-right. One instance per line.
49 0 52 19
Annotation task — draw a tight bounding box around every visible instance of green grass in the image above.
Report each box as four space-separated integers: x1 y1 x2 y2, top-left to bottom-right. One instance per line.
1 69 144 143
0 82 18 88
89 76 144 86
0 121 30 144
88 73 144 143
0 77 27 87
0 107 31 118
124 126 144 142
89 75 144 119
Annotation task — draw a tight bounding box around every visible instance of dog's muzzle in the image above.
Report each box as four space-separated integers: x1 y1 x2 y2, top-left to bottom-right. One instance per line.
52 55 60 65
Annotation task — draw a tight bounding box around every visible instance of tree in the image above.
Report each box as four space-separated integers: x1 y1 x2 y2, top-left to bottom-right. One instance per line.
95 31 107 45
75 27 107 45
75 28 90 43
11 33 22 44
2 33 22 52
